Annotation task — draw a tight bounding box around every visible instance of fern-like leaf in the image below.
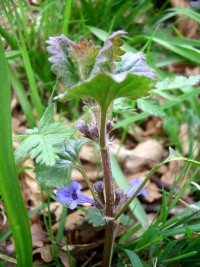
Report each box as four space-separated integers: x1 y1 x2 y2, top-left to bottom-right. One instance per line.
15 104 74 166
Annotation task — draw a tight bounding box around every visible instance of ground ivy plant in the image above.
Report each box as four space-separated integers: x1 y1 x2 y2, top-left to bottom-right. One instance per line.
14 31 200 267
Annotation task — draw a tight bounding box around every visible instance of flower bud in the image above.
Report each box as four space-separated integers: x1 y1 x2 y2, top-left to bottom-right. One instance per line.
106 120 114 134
93 181 104 192
76 120 89 135
93 181 105 205
89 124 99 138
115 188 128 209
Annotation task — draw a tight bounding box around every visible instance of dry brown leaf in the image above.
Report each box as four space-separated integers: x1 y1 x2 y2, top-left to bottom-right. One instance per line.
33 245 53 263
20 159 44 209
48 202 63 222
59 250 70 267
31 223 49 248
127 125 146 141
144 118 165 137
125 140 164 173
64 210 85 230
111 139 164 164
170 0 198 38
145 182 162 202
71 164 99 183
79 143 100 164
179 123 199 157
11 95 18 110
161 160 185 186
185 66 200 76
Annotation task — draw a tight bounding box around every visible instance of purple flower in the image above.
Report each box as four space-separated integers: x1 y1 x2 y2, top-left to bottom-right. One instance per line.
56 181 95 210
127 178 148 198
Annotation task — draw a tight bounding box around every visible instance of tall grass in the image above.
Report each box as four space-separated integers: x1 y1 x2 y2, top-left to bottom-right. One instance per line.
0 38 32 267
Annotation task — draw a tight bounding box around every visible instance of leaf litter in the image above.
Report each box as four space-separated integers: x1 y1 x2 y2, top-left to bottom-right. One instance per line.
6 91 198 266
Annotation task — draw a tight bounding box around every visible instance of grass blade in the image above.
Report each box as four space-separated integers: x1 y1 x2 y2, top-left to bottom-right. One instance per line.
8 66 36 127
0 38 32 266
167 7 200 24
62 0 72 35
17 25 44 118
123 249 143 267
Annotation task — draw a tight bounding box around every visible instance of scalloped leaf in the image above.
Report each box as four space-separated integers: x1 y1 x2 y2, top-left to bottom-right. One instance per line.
34 160 72 188
61 138 90 165
46 35 100 88
115 52 156 79
58 72 155 111
46 31 126 89
92 30 126 74
85 207 105 227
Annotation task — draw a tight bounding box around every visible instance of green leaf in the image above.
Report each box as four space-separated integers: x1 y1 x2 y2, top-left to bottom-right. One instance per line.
137 97 165 116
115 87 200 129
166 147 182 160
119 214 134 226
15 105 74 166
5 50 21 59
34 138 89 188
113 98 136 115
123 249 143 267
34 160 72 188
115 52 156 79
135 227 163 250
61 138 90 164
85 207 105 227
38 104 54 129
58 72 155 112
155 75 200 91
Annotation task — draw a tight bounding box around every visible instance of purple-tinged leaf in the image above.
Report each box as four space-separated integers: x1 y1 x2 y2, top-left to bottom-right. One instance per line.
92 30 126 74
46 35 79 88
46 35 99 88
115 52 156 79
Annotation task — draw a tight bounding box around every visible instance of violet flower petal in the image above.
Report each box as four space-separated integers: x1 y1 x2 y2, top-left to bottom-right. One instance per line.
69 200 78 210
127 178 148 198
70 181 82 193
56 181 95 209
56 187 71 204
76 192 95 204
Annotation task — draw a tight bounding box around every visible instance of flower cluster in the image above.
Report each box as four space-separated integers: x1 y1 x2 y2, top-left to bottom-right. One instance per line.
56 178 147 210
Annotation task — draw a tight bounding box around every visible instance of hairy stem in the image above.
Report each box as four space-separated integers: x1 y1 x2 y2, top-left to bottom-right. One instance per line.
102 219 116 267
101 149 115 217
99 108 115 266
